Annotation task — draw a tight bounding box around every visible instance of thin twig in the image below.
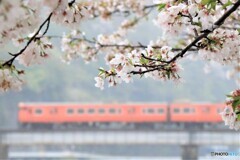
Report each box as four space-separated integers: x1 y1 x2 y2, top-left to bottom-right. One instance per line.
2 12 53 67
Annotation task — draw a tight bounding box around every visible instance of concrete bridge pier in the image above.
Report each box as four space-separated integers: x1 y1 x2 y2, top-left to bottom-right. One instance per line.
181 145 198 160
0 144 8 160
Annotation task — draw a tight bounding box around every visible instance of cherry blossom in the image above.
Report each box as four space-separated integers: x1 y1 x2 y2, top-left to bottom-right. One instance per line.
220 106 240 131
18 37 52 66
0 68 24 93
94 77 104 90
61 30 97 63
0 0 240 130
221 89 240 130
198 29 240 65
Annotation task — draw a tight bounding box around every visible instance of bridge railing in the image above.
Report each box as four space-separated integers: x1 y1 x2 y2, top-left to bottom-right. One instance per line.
0 131 239 146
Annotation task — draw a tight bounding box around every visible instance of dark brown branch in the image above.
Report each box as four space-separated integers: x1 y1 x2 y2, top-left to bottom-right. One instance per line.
130 67 161 75
91 4 158 18
141 54 166 64
1 0 80 67
40 14 52 38
146 1 240 64
132 0 240 75
68 0 76 7
217 0 224 6
2 12 53 67
45 35 193 52
169 0 240 63
143 4 159 10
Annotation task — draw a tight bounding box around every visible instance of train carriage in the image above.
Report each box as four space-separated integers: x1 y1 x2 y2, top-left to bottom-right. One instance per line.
170 103 225 123
18 103 168 128
18 102 225 129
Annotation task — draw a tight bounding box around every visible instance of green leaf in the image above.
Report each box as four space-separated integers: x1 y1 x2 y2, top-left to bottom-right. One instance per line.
140 57 149 65
158 3 166 11
210 1 216 10
98 68 105 72
232 99 240 110
226 94 233 98
193 22 202 27
128 58 133 66
166 71 171 80
237 114 240 121
156 54 162 60
201 0 210 5
201 0 217 10
234 96 240 101
237 28 240 34
222 0 232 9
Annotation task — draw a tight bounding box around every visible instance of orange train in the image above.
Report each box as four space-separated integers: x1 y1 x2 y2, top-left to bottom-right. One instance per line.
18 102 225 129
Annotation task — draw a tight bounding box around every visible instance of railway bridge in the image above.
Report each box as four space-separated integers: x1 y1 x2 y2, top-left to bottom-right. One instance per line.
0 129 239 160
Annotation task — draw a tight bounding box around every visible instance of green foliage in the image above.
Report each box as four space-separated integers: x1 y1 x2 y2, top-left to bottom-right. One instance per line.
0 58 237 128
166 71 171 80
237 115 240 121
232 96 240 110
222 0 233 9
201 0 217 10
226 94 240 111
140 57 149 65
237 28 240 34
158 3 166 11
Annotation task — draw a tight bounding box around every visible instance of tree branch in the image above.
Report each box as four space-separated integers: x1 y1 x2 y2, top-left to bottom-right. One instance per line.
46 35 195 52
91 4 158 18
145 1 240 64
133 0 240 75
2 12 53 67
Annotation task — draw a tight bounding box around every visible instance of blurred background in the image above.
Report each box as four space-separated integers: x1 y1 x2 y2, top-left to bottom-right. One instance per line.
0 12 239 160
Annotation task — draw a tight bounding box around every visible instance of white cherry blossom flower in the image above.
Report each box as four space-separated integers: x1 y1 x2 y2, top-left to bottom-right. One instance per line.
110 54 127 65
0 69 24 93
18 37 52 66
94 77 104 90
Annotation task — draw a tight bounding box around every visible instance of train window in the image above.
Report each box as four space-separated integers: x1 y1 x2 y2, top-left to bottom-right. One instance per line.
173 108 180 113
183 108 191 113
98 108 105 114
67 108 74 114
109 108 116 114
158 108 164 114
35 109 42 115
144 108 155 114
88 108 95 114
78 109 84 114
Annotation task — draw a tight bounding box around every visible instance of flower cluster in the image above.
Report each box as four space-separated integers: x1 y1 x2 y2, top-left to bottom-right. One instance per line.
0 0 239 134
51 0 90 28
0 0 40 46
95 45 182 90
0 68 24 93
221 89 240 130
153 0 237 36
154 2 189 35
85 0 145 19
61 30 97 63
17 37 53 66
198 29 240 65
